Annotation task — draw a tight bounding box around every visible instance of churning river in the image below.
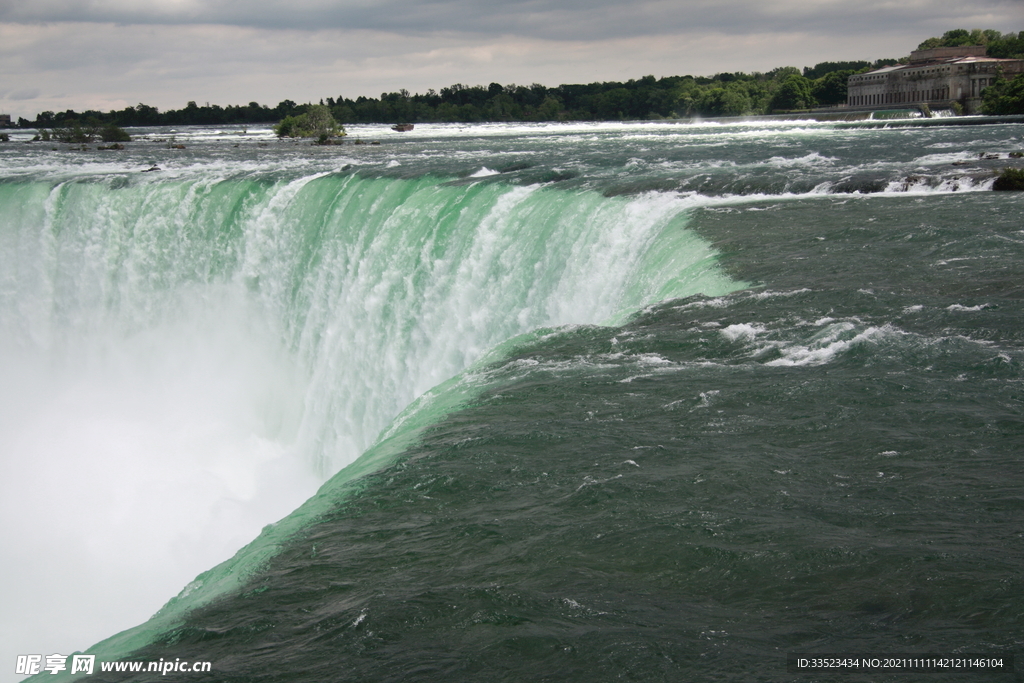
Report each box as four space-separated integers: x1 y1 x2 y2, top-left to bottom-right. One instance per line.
3 118 1023 682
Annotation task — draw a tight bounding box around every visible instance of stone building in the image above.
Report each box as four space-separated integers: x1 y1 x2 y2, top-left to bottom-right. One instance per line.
0 114 12 127
847 46 1024 114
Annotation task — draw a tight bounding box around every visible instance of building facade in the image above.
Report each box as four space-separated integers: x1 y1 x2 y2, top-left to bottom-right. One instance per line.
847 46 1024 114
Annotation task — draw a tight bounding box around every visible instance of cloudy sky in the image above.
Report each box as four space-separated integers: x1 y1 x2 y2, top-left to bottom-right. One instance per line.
0 0 1021 119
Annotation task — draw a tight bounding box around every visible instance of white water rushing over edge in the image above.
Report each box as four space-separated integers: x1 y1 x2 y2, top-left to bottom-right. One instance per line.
0 158 741 678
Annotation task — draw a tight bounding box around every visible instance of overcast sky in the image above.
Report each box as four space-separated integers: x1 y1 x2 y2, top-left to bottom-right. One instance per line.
0 0 1021 119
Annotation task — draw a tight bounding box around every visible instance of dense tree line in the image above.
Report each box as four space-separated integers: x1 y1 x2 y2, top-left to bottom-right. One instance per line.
16 100 289 129
15 64 885 130
918 29 1024 58
14 29 1022 129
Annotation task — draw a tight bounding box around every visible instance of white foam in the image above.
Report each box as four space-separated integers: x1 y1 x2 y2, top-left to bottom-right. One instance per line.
947 303 991 312
765 151 837 168
720 323 765 342
765 324 895 367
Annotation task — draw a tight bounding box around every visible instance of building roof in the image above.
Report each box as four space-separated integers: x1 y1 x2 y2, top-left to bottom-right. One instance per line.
946 56 1016 65
909 46 986 63
854 54 1023 79
867 65 906 75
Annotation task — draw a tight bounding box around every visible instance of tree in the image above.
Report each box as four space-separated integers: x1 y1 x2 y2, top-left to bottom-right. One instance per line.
987 31 1024 58
941 29 973 47
915 28 1020 53
769 74 816 112
768 66 801 80
804 61 872 79
101 124 131 142
133 103 160 125
536 95 563 120
304 104 340 137
49 120 98 143
697 85 752 116
981 72 1024 115
811 70 854 106
274 104 344 141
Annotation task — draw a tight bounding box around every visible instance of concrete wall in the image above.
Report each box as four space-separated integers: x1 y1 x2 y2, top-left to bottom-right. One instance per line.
909 46 985 63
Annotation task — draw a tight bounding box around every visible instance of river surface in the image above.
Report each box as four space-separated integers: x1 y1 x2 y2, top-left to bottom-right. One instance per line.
2 118 1022 682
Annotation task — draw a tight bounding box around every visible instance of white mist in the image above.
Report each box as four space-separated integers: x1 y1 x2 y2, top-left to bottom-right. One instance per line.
0 286 319 682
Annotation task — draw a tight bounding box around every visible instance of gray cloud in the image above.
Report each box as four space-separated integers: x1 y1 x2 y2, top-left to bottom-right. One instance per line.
0 0 1019 120
8 87 41 99
1 0 1020 42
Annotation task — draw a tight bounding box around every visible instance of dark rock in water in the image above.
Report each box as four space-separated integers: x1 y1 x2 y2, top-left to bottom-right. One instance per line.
539 169 578 183
142 166 161 172
498 162 534 173
992 168 1024 191
899 175 924 191
392 123 414 132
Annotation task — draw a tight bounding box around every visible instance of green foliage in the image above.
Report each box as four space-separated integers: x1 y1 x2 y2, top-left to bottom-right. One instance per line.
803 61 871 79
987 31 1024 58
49 121 98 143
992 167 1024 191
274 115 305 138
981 73 1024 115
274 105 344 140
940 29 973 47
101 124 131 142
811 70 854 106
769 74 816 112
305 104 341 137
23 100 290 130
771 66 801 79
696 84 753 116
917 28 1024 58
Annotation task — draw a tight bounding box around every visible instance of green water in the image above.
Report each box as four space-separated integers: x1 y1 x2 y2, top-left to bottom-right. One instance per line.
3 119 1022 682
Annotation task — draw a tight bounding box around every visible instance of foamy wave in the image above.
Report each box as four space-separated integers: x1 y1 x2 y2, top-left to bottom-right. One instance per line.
765 152 837 168
885 175 993 193
720 323 766 342
764 324 898 367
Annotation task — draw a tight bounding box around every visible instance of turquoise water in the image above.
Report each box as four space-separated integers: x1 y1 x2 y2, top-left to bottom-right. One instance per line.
3 120 1023 682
